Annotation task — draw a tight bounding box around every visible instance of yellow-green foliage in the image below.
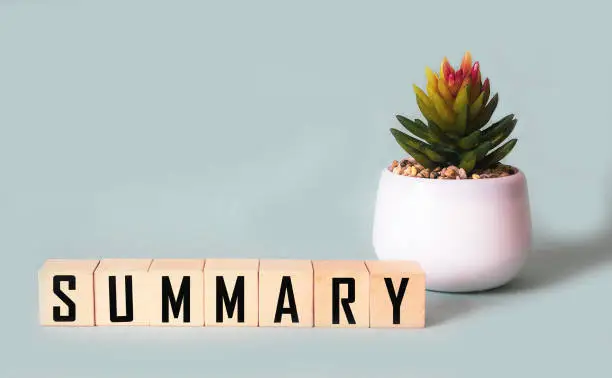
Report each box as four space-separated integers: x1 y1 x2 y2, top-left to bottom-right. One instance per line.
391 52 517 173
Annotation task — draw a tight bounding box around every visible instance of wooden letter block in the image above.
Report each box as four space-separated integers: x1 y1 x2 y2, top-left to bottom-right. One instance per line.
204 258 259 327
365 260 425 328
94 259 152 326
258 259 313 327
313 260 369 328
148 259 205 327
38 259 100 326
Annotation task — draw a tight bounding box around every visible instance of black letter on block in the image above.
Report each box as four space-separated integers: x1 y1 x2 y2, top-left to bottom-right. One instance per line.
216 276 244 322
109 276 134 322
332 277 356 324
53 275 76 322
162 276 191 323
384 277 409 324
274 276 299 323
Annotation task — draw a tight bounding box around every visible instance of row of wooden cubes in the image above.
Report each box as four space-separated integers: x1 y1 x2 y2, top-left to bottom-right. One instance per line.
38 258 425 328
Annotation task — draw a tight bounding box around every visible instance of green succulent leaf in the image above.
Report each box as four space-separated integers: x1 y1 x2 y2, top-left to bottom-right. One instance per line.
456 104 468 136
437 146 461 163
444 130 462 140
482 114 514 139
389 129 437 169
416 97 449 130
459 151 477 172
489 119 517 149
421 119 456 145
396 115 428 139
474 140 493 160
458 140 490 172
472 93 499 130
405 149 438 169
396 115 449 147
390 128 449 163
457 129 481 150
477 139 518 169
429 120 454 138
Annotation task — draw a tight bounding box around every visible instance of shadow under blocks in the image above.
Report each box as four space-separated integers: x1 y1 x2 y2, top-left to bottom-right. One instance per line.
37 258 426 328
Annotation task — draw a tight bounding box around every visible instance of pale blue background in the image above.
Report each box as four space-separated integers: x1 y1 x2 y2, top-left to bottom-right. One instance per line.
1 0 611 377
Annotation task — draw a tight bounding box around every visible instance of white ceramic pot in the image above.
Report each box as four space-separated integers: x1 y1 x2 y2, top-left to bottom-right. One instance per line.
372 164 532 292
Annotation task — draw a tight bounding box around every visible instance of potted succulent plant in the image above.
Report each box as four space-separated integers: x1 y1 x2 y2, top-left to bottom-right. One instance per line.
372 52 532 292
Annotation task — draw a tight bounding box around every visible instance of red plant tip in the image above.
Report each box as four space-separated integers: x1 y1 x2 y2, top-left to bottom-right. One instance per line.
482 77 490 92
442 59 454 80
471 61 480 83
455 68 464 84
447 72 456 87
460 52 472 75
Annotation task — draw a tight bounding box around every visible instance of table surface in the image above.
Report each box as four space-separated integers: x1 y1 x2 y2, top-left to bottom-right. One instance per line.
8 238 611 378
2 0 612 377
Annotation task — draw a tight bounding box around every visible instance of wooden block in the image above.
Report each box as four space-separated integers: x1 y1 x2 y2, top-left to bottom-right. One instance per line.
312 260 369 328
148 259 205 327
204 258 259 327
258 259 313 327
365 260 425 328
38 259 100 326
94 259 152 326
